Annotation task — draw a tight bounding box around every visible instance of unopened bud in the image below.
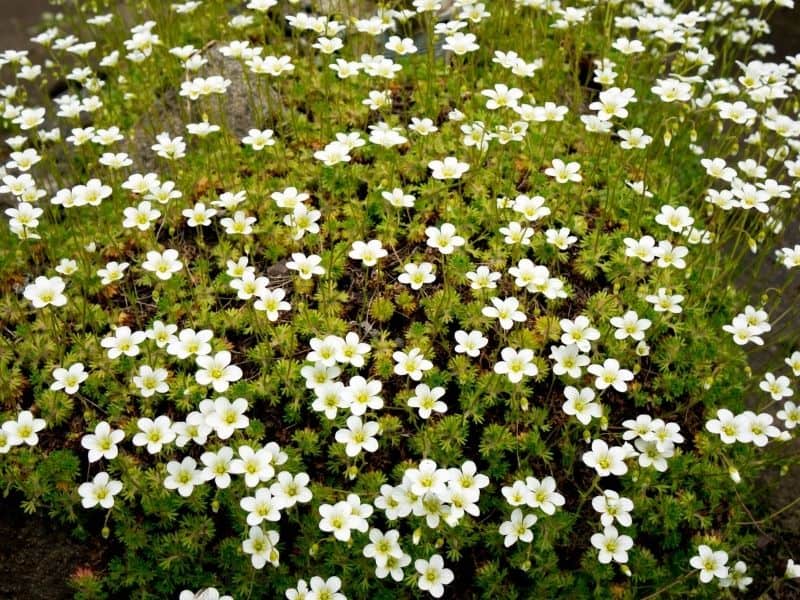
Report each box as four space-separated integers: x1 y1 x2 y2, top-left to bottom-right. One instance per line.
729 466 741 484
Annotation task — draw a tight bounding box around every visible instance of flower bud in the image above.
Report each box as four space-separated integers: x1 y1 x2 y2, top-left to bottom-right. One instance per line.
728 466 741 484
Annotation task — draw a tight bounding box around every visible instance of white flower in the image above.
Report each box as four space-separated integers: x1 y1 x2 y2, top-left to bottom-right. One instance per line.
51 363 88 394
759 372 793 401
242 128 275 150
591 526 634 564
173 416 208 448
610 311 651 341
690 544 729 583
345 376 383 415
314 141 351 166
200 446 235 488
454 330 488 357
142 249 183 280
785 351 800 376
719 560 752 591
652 78 693 103
582 439 628 477
562 386 602 425
482 296 526 330
220 211 256 235
349 239 388 267
319 500 361 542
426 223 465 254
382 187 416 208
269 471 313 507
466 265 501 289
737 411 780 447
545 227 577 249
286 252 326 279
97 261 129 285
525 476 565 515
230 445 275 487
2 410 46 447
428 157 470 180
624 235 657 262
415 554 454 598
132 365 169 397
230 272 270 300
307 576 345 600
195 351 243 392
393 348 433 381
254 288 291 321
335 416 380 457
645 288 684 313
494 347 538 384
78 472 123 509
167 328 213 359
545 158 581 183
164 456 205 497
442 32 479 55
312 381 349 420
592 490 634 528
242 526 280 569
705 409 741 444
559 316 600 353
182 202 217 227
204 396 250 439
407 384 447 419
23 276 67 308
654 240 689 269
81 421 125 462
499 221 534 245
635 438 674 471
549 344 590 379
132 415 175 454
587 358 634 392
336 333 371 368
398 262 436 289
101 326 147 359
777 401 800 429
122 201 161 230
240 487 282 525
499 508 537 547
786 559 800 579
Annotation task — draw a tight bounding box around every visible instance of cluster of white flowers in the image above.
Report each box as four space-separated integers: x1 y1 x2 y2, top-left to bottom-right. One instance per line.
4 0 800 595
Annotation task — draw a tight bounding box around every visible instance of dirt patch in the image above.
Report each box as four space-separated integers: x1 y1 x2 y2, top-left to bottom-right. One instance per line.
0 497 87 600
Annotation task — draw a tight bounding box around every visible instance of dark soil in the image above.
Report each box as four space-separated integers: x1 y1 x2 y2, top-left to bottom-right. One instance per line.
0 498 84 600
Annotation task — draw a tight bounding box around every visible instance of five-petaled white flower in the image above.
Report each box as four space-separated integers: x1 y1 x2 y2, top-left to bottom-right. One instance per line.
415 554 454 598
142 249 183 280
81 421 125 462
195 351 243 392
78 471 123 509
428 156 470 180
51 362 88 394
499 508 537 547
690 544 729 583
